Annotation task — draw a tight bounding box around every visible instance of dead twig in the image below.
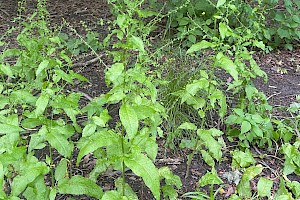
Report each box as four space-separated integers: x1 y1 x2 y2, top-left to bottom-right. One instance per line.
72 56 101 68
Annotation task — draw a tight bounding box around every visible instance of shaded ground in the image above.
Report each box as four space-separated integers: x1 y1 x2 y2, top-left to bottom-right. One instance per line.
1 0 300 199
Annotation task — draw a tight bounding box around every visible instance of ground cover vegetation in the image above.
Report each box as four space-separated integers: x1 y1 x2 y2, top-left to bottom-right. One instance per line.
0 0 299 199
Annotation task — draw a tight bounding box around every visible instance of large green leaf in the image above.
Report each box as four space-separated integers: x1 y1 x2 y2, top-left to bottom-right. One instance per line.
55 158 68 182
128 35 145 52
241 121 251 134
11 156 49 196
0 124 23 135
119 104 138 139
197 129 222 161
35 92 49 117
257 177 273 197
36 60 49 76
215 52 238 81
105 63 124 85
124 152 160 200
45 129 73 158
198 168 223 186
237 165 263 197
58 175 103 199
76 130 119 165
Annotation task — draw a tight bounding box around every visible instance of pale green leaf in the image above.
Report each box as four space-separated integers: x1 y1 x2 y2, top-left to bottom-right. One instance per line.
119 104 138 139
198 129 222 161
0 64 14 77
55 159 68 182
201 150 215 167
124 152 160 200
198 168 223 186
102 191 122 200
129 35 145 52
36 60 49 76
219 22 227 39
49 188 56 200
216 0 226 7
35 92 49 117
242 165 263 181
186 40 215 54
0 124 23 134
82 123 97 137
241 121 251 134
46 130 74 158
215 53 238 81
76 130 119 165
58 175 103 199
257 177 273 197
178 122 197 130
105 63 124 85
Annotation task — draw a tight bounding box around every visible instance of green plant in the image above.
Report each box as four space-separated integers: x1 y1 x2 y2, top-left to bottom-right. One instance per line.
0 0 92 199
182 168 223 200
76 0 182 199
263 0 300 49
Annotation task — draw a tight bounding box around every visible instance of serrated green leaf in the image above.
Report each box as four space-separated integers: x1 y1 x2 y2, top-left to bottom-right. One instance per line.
216 0 226 7
253 40 265 50
119 104 138 139
257 177 273 197
186 40 215 54
55 159 68 182
105 63 124 85
124 152 160 200
178 122 197 130
232 149 256 168
198 168 223 186
215 53 238 81
58 175 103 199
241 121 251 134
46 130 73 158
198 129 222 161
35 92 49 117
129 35 145 52
36 60 49 76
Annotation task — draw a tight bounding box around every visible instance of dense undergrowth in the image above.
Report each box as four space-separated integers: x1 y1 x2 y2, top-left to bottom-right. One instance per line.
0 0 299 199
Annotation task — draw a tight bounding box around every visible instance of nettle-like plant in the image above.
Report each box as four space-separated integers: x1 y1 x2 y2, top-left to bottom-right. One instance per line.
76 0 181 199
0 0 89 199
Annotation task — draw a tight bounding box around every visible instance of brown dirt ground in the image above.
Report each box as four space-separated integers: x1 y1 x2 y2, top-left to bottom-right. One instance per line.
1 0 300 199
